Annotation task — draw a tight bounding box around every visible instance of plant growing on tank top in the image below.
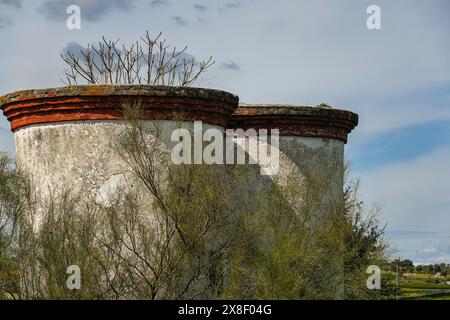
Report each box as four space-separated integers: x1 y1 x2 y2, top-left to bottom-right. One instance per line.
61 30 214 87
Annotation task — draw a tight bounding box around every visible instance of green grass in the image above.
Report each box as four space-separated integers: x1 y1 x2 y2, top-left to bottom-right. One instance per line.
428 294 450 300
398 274 450 300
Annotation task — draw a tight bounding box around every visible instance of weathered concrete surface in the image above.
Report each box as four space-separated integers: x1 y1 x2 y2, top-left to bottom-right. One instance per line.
229 103 356 212
278 136 345 219
233 134 345 215
1 84 240 208
14 120 223 200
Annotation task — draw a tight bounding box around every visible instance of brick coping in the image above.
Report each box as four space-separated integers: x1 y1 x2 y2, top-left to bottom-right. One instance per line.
0 85 239 131
229 104 358 143
0 86 358 142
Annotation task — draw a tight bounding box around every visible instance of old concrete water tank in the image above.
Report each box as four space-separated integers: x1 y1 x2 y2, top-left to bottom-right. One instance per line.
228 104 358 210
1 87 358 213
0 85 239 200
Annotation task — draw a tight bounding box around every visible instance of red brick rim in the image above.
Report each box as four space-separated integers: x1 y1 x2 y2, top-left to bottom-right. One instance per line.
229 104 359 143
1 87 358 143
0 85 239 131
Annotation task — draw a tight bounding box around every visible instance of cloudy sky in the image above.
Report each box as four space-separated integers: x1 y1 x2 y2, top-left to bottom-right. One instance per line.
1 0 449 264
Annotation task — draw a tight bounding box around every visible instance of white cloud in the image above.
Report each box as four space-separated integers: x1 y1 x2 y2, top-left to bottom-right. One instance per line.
0 0 22 9
415 240 450 263
150 0 168 7
357 146 450 262
357 146 450 233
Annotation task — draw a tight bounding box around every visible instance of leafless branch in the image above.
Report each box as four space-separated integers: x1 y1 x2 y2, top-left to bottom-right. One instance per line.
61 30 214 87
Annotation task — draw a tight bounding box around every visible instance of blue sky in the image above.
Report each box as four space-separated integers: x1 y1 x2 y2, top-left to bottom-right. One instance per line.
1 0 449 264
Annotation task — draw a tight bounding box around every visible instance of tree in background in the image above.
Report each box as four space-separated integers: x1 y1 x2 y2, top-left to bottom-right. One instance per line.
341 167 390 299
0 153 25 299
222 163 390 299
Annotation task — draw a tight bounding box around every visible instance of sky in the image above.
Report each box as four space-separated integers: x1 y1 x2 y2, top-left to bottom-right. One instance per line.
0 0 449 264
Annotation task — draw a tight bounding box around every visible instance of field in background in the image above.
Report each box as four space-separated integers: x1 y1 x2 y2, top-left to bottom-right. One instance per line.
399 274 450 300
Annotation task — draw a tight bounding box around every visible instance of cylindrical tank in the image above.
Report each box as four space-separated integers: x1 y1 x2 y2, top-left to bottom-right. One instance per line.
1 86 358 298
228 104 358 212
0 85 239 200
228 104 358 299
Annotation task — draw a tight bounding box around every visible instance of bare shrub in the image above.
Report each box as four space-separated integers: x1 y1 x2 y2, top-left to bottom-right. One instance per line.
61 31 214 87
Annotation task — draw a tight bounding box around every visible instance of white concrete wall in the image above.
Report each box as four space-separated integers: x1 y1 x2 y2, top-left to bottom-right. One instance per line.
14 120 223 201
15 120 344 219
276 136 345 201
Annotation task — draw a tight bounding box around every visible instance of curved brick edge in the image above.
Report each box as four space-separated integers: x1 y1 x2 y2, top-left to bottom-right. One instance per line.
229 104 359 143
0 85 239 131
